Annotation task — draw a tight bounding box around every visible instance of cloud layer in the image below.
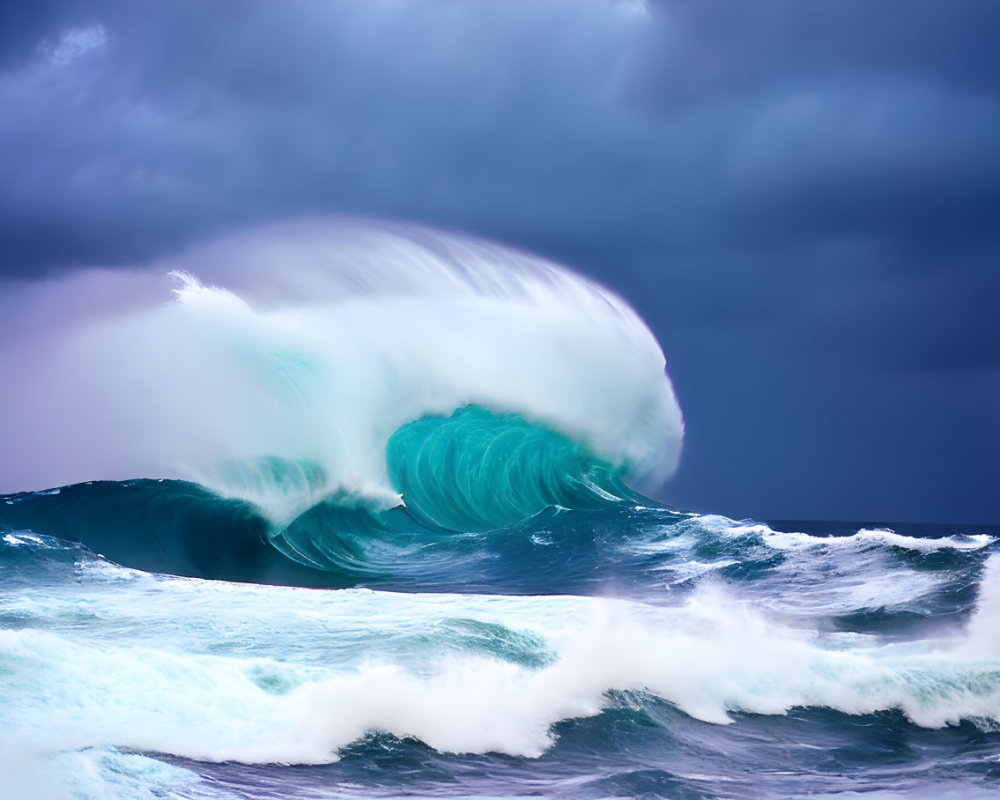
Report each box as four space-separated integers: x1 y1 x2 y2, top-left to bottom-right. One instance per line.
2 0 998 521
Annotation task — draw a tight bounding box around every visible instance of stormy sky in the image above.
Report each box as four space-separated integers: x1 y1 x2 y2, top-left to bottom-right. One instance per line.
2 0 998 523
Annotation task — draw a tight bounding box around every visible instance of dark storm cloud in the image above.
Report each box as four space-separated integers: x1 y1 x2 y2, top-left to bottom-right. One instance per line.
638 1 1000 101
6 0 993 271
0 0 661 269
1 0 998 521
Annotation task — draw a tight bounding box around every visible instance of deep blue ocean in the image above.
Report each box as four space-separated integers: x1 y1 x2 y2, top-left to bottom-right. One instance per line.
3 491 1000 800
2 221 999 799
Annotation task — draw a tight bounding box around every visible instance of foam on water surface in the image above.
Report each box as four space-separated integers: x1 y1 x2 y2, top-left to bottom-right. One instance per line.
3 549 1000 770
2 219 999 798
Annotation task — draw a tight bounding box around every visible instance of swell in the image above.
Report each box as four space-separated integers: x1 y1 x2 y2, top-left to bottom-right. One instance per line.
0 406 649 587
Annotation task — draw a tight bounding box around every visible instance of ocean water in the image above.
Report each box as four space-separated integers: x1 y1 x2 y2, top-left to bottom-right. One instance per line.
2 220 999 799
3 508 1000 800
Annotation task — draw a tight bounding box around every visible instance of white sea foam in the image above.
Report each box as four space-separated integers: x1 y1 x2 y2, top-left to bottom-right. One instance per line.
699 515 995 553
2 532 50 548
4 583 1000 765
850 529 994 553
0 219 682 521
1 746 197 800
756 567 946 618
960 554 1000 659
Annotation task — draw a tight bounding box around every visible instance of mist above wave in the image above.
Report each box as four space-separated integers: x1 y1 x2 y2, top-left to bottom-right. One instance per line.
0 218 683 520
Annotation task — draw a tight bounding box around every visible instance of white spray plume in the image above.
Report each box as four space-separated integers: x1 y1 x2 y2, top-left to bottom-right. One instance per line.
0 218 683 519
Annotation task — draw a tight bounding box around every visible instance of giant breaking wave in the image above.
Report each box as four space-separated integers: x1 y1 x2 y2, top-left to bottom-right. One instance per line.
0 219 682 585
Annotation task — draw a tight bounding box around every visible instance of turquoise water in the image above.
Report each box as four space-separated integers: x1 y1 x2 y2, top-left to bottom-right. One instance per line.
2 221 999 798
3 409 1000 798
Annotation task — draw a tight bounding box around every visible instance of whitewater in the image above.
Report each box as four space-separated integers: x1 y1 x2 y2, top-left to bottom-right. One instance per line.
2 219 999 799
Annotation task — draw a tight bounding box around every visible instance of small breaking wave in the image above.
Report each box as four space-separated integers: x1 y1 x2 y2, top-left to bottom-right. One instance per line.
5 584 1000 766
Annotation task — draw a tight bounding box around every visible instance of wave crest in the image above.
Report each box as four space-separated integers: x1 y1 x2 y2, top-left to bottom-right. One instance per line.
0 218 682 524
0 405 652 585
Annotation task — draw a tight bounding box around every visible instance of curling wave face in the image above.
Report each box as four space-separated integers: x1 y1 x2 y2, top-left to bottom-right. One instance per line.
0 219 681 583
0 219 682 503
0 405 648 587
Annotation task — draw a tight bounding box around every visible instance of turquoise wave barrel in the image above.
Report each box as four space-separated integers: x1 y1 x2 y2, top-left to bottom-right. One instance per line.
385 405 640 532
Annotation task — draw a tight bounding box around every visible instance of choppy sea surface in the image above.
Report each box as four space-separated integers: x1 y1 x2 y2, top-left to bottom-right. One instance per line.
2 220 999 799
3 503 1000 800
